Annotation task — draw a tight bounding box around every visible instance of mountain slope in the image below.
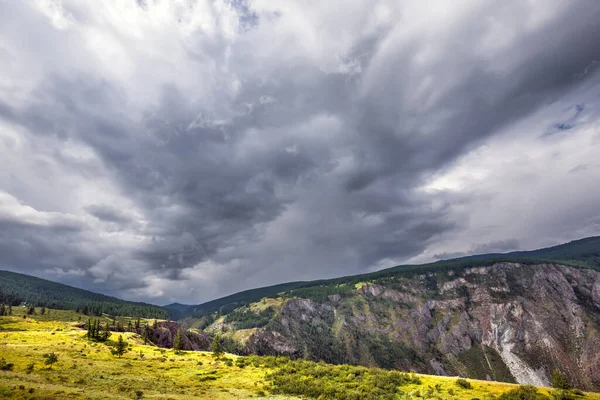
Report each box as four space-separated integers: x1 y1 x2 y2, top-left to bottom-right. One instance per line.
174 236 600 318
180 236 600 390
199 262 600 390
0 270 167 318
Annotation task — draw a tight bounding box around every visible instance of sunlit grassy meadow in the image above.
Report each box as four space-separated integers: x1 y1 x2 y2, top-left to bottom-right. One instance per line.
1 308 599 399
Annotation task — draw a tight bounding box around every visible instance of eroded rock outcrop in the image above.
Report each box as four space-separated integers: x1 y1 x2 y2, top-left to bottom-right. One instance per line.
213 263 600 390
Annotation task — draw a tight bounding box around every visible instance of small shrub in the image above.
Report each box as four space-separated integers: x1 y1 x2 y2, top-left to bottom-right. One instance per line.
0 358 14 371
28 388 34 394
551 370 571 390
498 385 550 400
456 378 472 389
135 390 143 398
43 352 58 369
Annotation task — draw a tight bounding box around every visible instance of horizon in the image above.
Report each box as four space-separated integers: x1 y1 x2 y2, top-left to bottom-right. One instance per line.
3 234 598 308
1 1 600 304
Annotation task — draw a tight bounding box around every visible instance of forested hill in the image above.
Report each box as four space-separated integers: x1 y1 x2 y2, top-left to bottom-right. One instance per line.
169 235 600 318
0 270 167 318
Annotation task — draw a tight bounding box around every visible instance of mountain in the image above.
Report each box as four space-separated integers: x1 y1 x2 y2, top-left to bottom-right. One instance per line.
179 236 600 390
172 236 600 318
454 236 600 267
0 270 167 318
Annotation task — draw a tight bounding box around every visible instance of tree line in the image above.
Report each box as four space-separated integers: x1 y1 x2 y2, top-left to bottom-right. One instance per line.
0 270 168 318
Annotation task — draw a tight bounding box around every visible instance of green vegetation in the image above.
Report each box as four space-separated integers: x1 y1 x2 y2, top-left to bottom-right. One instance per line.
456 378 472 389
212 334 222 357
0 270 167 318
173 329 183 352
223 306 275 329
177 236 600 319
111 335 127 358
552 370 572 390
1 310 600 399
42 353 58 369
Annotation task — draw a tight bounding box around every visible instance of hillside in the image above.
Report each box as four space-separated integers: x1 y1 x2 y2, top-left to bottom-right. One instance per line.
171 236 600 318
174 237 600 390
0 270 167 319
1 311 597 399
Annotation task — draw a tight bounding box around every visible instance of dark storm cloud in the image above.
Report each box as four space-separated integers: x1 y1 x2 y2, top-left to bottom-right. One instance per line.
1 0 600 303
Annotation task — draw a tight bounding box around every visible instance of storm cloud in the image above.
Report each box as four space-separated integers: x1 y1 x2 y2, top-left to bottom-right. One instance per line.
1 0 600 304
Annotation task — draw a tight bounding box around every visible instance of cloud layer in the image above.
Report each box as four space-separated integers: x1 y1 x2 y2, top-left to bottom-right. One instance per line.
1 0 600 304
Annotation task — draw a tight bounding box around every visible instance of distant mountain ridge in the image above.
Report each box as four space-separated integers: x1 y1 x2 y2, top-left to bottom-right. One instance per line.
0 270 167 318
167 236 600 318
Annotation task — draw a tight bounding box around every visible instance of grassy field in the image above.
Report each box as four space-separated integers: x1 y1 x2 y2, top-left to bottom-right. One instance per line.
1 309 599 399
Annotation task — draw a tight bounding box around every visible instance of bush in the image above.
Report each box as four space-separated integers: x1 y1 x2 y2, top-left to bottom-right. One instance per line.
26 363 35 373
498 385 550 400
456 378 472 389
0 358 14 371
265 358 421 399
551 370 571 390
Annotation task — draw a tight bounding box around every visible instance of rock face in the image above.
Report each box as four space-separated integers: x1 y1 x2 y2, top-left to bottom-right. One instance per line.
151 321 211 351
215 263 600 390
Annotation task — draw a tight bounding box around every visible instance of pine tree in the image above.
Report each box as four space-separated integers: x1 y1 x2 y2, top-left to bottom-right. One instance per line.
40 307 46 315
86 319 92 339
212 335 222 357
27 306 35 315
551 370 571 390
101 321 111 341
127 321 133 332
112 335 127 358
142 323 150 345
173 330 183 353
135 317 141 331
7 305 12 315
44 352 58 369
0 304 5 316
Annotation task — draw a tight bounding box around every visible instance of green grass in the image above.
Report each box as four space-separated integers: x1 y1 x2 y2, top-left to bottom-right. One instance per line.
1 311 600 399
0 314 285 399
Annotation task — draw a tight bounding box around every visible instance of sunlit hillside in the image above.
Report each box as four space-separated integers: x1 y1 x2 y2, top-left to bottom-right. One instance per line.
1 308 598 399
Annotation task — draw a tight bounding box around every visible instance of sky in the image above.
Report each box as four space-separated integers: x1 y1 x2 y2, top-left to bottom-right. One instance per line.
1 0 600 305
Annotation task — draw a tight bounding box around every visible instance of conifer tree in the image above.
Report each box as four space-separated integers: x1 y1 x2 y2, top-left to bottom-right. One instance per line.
112 335 127 358
142 323 150 345
551 370 571 390
43 352 58 369
173 330 183 353
7 305 11 315
101 321 111 341
212 335 222 357
86 319 92 339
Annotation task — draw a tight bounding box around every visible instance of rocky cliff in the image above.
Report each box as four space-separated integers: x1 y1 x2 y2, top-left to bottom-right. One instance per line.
151 321 211 351
206 263 600 390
